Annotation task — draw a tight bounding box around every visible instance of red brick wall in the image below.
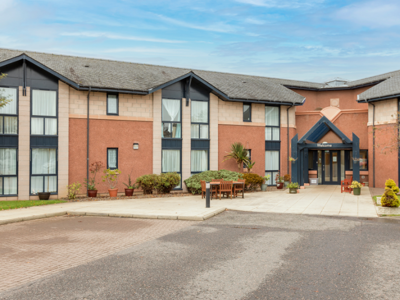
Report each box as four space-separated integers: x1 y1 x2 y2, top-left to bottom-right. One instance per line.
368 124 399 188
218 125 265 176
69 119 153 194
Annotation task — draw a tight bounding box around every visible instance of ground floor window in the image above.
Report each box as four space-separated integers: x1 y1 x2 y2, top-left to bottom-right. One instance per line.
0 148 17 195
191 150 208 175
31 148 57 194
107 148 118 170
162 149 181 188
265 150 279 185
349 150 368 170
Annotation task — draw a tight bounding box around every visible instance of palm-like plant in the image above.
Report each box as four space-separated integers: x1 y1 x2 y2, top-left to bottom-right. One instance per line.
223 142 250 172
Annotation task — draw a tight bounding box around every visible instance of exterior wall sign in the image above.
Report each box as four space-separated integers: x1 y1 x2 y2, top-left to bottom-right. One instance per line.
317 143 333 147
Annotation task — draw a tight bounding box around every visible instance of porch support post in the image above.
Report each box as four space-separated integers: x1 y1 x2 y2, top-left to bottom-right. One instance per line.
291 134 298 183
303 149 309 185
352 133 360 182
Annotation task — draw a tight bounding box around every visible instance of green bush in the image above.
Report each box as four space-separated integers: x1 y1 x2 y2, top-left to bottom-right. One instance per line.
242 173 264 190
184 170 243 194
381 179 400 207
288 182 299 189
155 173 181 194
136 174 158 194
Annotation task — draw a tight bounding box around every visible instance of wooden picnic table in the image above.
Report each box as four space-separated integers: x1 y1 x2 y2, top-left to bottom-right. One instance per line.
210 181 245 199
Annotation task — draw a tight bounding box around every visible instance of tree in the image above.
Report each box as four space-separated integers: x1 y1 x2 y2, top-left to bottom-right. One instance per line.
223 142 250 172
0 73 11 109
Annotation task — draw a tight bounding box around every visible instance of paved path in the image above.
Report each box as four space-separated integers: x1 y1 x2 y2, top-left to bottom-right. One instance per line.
0 185 377 226
2 211 400 300
0 216 194 293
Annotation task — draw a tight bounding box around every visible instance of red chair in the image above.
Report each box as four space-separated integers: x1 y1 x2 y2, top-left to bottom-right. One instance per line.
219 181 233 199
341 177 353 193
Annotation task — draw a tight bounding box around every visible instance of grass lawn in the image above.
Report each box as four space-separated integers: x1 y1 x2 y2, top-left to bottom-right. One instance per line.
0 200 67 210
372 195 379 205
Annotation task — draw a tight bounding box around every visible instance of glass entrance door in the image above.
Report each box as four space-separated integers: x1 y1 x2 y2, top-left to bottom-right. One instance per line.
322 150 340 184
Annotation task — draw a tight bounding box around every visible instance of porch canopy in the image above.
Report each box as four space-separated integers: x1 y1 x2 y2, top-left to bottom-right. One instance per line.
291 116 360 185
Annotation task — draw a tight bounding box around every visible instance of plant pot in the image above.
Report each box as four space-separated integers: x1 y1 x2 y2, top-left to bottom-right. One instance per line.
125 188 134 196
38 192 51 200
284 181 290 188
276 182 284 189
108 188 118 197
289 188 297 194
87 190 97 197
261 184 268 191
353 187 361 195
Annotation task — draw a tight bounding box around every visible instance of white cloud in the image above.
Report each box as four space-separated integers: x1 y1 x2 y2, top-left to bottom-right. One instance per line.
235 0 324 9
0 0 14 13
156 15 238 33
335 0 400 28
244 18 265 25
61 32 185 44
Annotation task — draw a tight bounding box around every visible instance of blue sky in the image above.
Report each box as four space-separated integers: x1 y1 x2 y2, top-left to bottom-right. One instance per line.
2 0 400 82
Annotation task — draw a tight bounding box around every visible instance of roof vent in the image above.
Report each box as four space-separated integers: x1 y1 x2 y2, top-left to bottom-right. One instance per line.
324 77 348 87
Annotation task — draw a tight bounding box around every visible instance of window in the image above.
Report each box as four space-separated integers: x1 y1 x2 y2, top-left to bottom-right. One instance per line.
265 150 279 185
0 87 18 135
162 99 181 138
265 106 280 141
31 90 57 135
31 148 57 194
191 100 208 139
243 149 251 169
191 150 208 175
350 150 368 170
0 148 17 195
107 149 118 169
107 93 119 115
162 149 181 188
243 103 251 122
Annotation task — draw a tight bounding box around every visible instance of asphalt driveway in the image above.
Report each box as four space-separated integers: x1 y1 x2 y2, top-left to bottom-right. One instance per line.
1 211 399 299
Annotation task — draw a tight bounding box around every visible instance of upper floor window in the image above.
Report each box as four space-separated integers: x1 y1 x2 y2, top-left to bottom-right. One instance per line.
162 99 181 138
0 87 18 135
31 90 57 136
107 93 119 115
191 100 208 139
265 106 279 141
243 103 251 122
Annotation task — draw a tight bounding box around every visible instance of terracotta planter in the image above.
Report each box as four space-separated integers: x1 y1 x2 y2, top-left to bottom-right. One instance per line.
125 189 134 196
38 192 50 200
276 182 284 189
108 188 118 197
87 190 97 198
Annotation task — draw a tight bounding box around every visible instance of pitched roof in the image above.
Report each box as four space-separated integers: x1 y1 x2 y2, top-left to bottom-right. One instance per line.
358 75 400 101
0 48 399 103
0 48 306 105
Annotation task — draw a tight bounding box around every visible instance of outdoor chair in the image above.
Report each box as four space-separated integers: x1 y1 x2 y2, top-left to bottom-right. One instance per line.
200 180 216 199
341 177 353 193
234 179 246 198
211 179 223 198
219 181 233 199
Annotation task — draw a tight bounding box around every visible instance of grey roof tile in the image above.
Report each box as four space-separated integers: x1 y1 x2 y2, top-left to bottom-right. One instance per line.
358 75 400 101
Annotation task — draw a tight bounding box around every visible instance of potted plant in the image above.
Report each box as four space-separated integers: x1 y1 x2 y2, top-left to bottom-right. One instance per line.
124 174 138 196
245 160 255 173
350 181 363 195
84 161 104 197
261 174 270 191
33 189 50 200
275 173 284 189
102 169 121 197
288 182 299 194
283 174 291 187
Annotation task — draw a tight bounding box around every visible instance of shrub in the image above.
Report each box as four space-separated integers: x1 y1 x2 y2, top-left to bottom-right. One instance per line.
350 181 362 189
288 182 299 189
155 173 181 194
184 170 243 194
67 182 82 199
283 174 291 182
242 173 264 191
136 174 158 194
381 179 400 207
102 169 121 189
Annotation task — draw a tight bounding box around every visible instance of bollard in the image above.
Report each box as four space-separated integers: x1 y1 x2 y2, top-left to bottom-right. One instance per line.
206 181 210 208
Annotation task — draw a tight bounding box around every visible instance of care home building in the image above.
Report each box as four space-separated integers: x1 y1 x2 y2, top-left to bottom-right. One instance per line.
0 48 399 199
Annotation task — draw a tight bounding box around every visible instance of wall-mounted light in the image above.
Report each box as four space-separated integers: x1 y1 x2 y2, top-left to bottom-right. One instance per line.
133 143 139 150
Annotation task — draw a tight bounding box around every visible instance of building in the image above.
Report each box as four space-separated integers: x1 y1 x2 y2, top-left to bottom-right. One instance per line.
0 48 398 199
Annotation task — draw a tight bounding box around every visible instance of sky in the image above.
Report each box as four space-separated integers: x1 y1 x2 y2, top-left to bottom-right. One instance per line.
1 0 400 83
